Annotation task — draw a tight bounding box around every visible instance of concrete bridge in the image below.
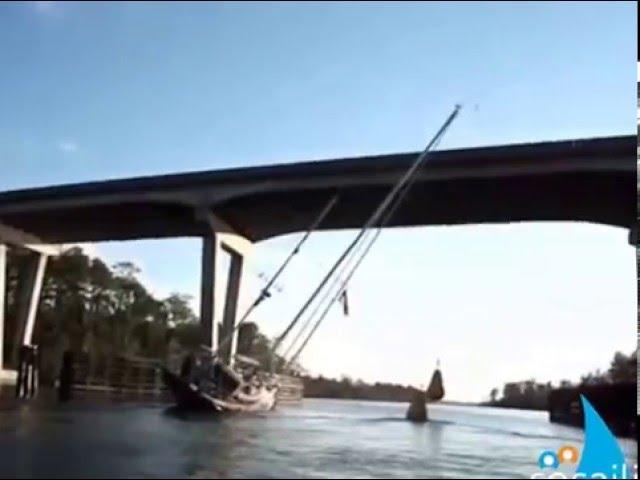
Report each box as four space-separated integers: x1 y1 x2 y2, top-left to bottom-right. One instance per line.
0 135 635 381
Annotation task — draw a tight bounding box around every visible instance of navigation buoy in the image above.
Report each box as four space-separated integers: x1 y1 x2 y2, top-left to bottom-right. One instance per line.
406 366 445 422
406 389 428 422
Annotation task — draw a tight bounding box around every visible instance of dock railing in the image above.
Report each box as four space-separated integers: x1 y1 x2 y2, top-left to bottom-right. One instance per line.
275 374 304 403
64 352 167 398
61 352 304 402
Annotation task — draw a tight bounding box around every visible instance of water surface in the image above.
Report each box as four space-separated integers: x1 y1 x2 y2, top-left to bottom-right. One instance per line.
0 399 636 478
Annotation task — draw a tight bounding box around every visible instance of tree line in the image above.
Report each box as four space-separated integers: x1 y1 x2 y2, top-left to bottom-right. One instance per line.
7 245 632 406
2 246 295 385
300 374 420 402
486 350 637 410
2 247 428 400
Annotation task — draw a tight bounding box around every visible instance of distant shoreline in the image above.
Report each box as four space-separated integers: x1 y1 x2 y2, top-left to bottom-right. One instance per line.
479 401 546 412
302 394 480 408
302 395 551 412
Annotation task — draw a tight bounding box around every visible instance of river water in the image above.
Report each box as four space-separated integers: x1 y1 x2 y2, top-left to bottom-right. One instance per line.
0 399 636 479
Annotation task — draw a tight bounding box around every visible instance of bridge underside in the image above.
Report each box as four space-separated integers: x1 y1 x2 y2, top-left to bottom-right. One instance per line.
0 135 635 244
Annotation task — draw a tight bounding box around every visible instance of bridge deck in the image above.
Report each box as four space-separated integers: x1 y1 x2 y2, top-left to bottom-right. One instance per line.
0 135 634 243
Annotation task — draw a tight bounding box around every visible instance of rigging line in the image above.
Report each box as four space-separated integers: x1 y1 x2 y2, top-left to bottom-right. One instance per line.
279 247 356 359
285 184 407 368
272 105 461 354
285 186 411 369
281 227 376 360
286 128 450 366
211 193 340 357
282 163 437 360
280 227 378 358
283 161 438 361
284 109 459 369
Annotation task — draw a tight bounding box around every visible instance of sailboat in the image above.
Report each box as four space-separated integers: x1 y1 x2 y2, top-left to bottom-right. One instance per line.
161 349 278 412
162 106 461 414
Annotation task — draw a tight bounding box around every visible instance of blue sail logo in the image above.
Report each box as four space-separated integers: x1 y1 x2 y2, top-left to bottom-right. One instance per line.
576 395 630 478
535 396 634 479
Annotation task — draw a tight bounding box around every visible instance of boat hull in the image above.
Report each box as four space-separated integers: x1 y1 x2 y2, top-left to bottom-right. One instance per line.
161 368 277 413
161 368 223 411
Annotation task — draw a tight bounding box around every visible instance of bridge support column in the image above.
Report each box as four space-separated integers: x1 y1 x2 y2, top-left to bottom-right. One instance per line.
200 235 218 350
218 241 245 366
0 222 58 386
198 218 252 366
12 251 48 363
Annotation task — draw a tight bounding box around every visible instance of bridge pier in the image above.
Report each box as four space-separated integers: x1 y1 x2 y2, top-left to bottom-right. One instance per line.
0 222 59 386
200 235 218 351
11 251 48 365
198 213 252 367
218 241 245 365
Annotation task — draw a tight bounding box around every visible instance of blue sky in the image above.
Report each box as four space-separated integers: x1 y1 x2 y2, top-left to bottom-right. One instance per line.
0 2 637 401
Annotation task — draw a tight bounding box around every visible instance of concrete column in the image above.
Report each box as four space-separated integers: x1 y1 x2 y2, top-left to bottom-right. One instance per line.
0 244 6 372
218 244 244 365
198 227 252 363
200 235 218 349
12 252 48 361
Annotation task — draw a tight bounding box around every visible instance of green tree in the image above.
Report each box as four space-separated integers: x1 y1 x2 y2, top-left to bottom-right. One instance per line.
608 351 637 383
163 293 196 325
7 247 201 383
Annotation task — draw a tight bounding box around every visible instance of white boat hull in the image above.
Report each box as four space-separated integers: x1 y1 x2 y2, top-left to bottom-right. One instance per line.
162 367 277 413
